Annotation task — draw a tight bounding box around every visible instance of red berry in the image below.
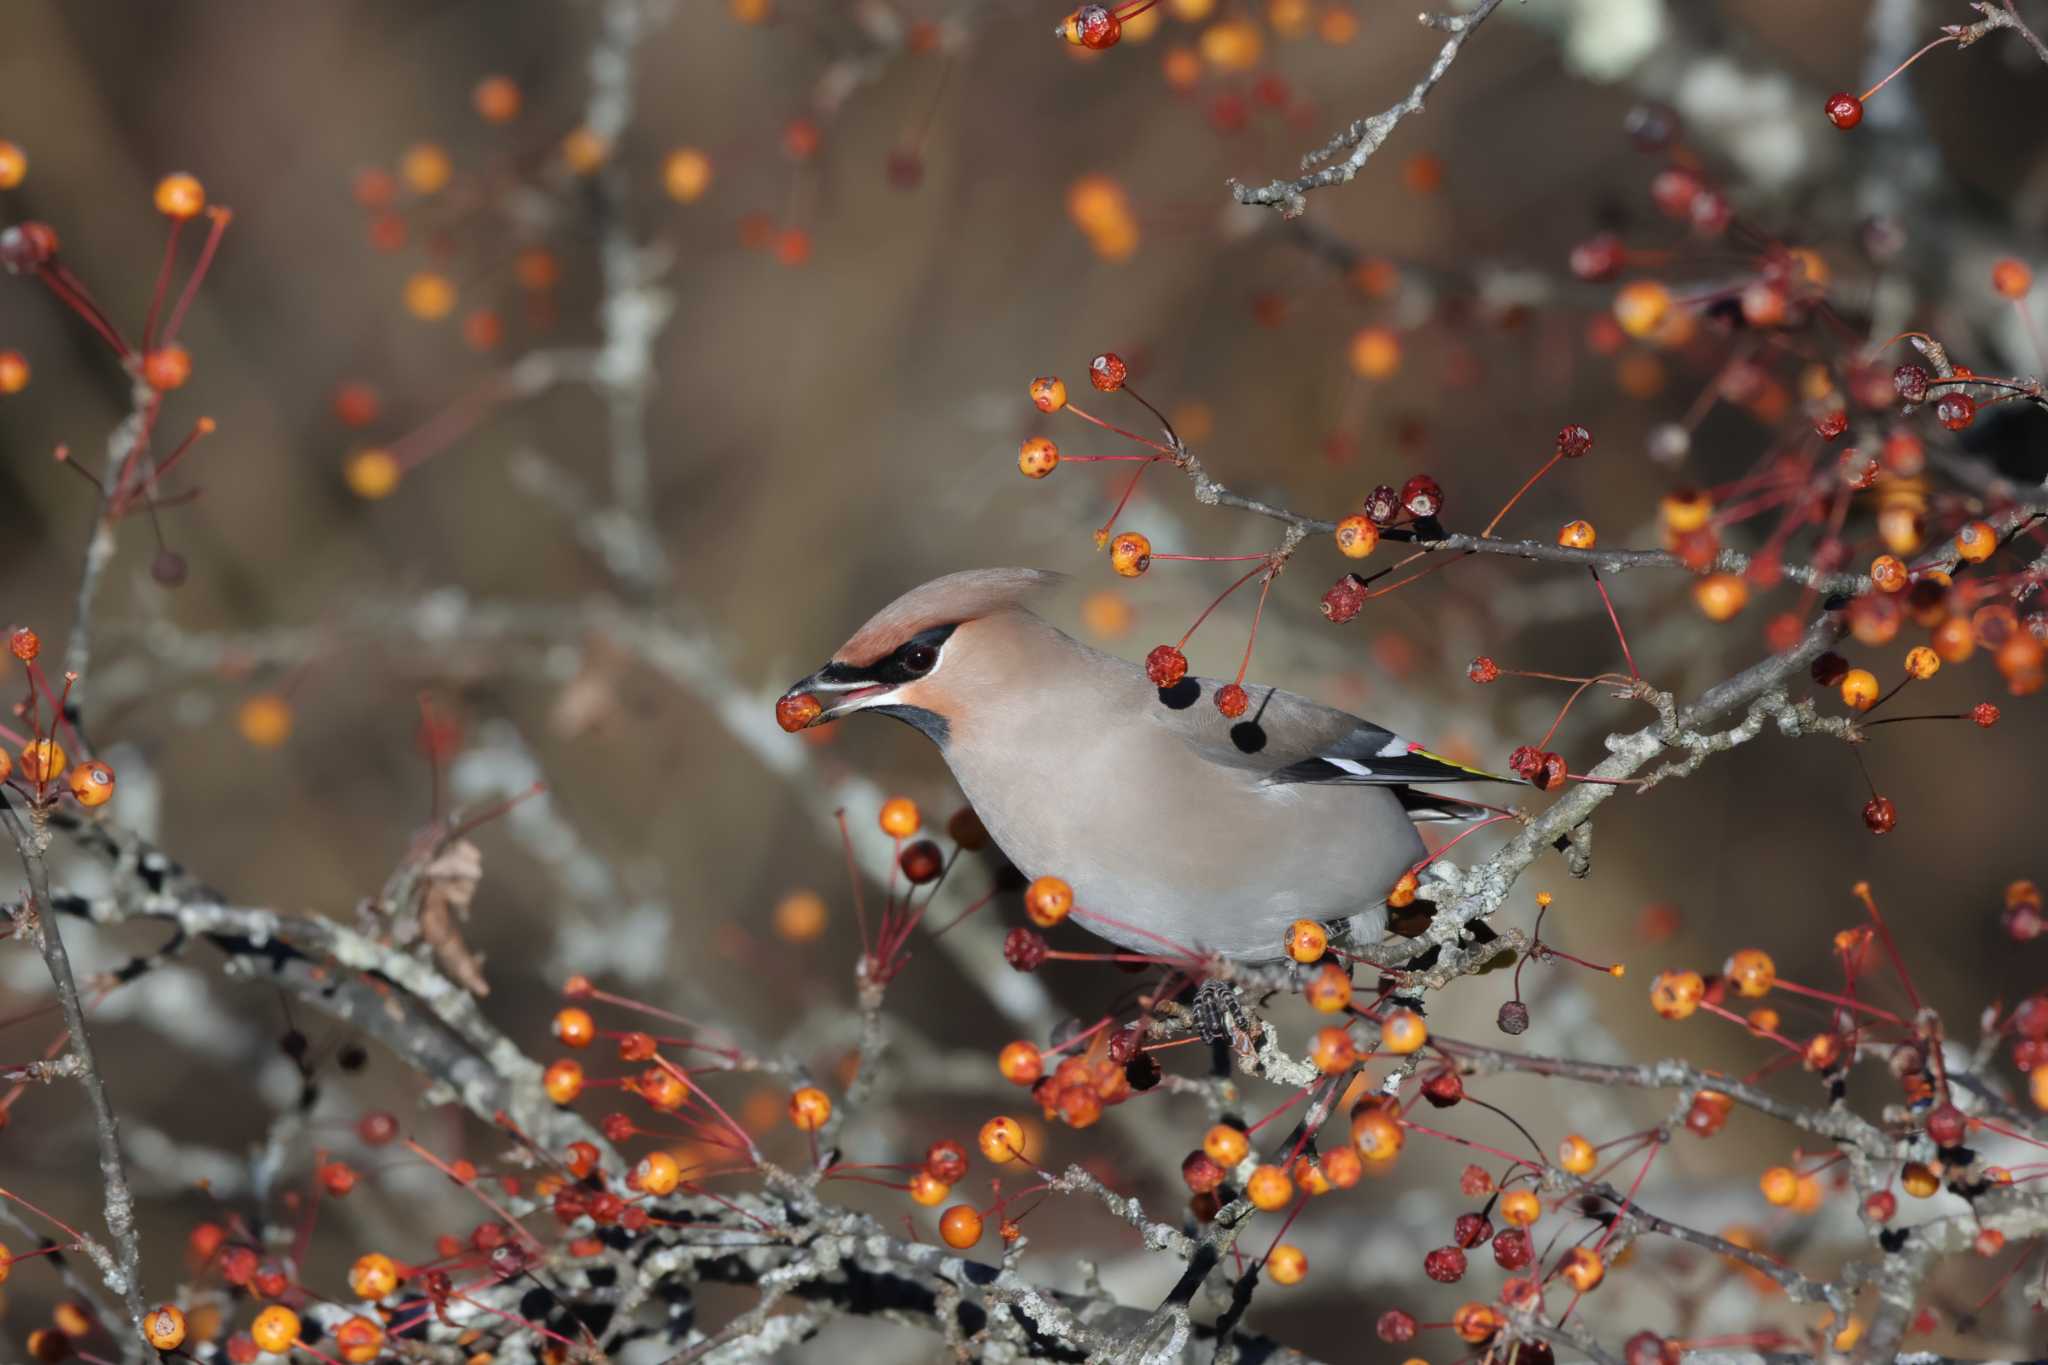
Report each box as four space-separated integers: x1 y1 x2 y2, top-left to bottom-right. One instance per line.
1863 795 1897 834
1146 644 1189 688
1973 702 2000 727
1467 656 1500 684
1003 927 1048 971
926 1139 969 1184
1492 1227 1533 1269
1423 1245 1467 1282
1088 352 1128 391
1497 1000 1530 1035
1181 1151 1225 1193
1363 484 1401 526
0 221 59 275
1893 365 1929 402
1555 423 1593 458
1399 474 1442 519
1863 1190 1897 1223
1376 1310 1417 1344
899 839 944 884
1072 5 1120 49
1925 1102 1967 1148
1625 1332 1679 1365
1568 234 1623 282
1816 410 1848 440
1452 1212 1492 1248
1320 573 1368 624
1825 92 1864 129
1214 683 1249 719
1934 392 1975 430
1421 1067 1464 1107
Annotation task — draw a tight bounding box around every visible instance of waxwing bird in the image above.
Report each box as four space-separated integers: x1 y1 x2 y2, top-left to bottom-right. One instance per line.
780 568 1507 962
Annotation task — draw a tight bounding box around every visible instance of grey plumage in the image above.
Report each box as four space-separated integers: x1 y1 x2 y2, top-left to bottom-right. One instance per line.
783 569 1504 961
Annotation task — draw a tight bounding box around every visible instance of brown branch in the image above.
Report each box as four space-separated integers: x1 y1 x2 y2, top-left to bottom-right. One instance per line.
1230 0 1507 217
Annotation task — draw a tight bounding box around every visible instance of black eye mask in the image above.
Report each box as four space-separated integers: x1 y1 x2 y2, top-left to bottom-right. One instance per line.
818 624 957 688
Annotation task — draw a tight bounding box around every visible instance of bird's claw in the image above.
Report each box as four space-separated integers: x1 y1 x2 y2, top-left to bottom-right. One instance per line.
1192 979 1253 1050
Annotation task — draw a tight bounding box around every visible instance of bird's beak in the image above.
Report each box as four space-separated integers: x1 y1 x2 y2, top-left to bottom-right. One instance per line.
776 665 894 731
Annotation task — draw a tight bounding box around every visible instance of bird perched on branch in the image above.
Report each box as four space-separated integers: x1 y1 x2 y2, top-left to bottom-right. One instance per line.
779 568 1508 962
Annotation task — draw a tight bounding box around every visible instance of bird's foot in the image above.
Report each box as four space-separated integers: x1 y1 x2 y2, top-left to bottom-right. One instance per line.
1192 979 1253 1050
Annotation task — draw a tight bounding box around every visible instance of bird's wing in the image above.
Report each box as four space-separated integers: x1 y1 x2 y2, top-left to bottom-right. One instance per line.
1143 675 1515 787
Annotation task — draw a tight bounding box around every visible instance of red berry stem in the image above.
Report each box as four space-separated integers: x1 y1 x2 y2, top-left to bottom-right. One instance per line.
1230 566 1278 687
37 261 134 358
1174 561 1268 649
1859 33 1960 104
1062 401 1175 454
1479 451 1561 539
1852 881 1923 1013
141 217 185 353
1092 456 1162 544
1067 906 1204 965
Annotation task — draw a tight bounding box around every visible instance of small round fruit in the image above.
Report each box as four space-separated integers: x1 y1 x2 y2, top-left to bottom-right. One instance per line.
345 448 402 499
1649 969 1705 1020
1499 1188 1541 1226
543 1059 584 1104
908 1170 950 1206
1904 645 1940 679
1214 682 1249 718
635 1151 681 1196
142 345 192 391
1934 392 1976 430
1334 514 1379 558
1109 531 1151 577
1088 352 1128 391
1558 519 1596 549
143 1305 187 1351
788 1086 833 1131
1694 573 1749 621
154 173 206 219
1955 520 1997 563
1824 92 1863 129
250 1305 300 1354
879 797 920 837
1203 1123 1250 1166
67 760 115 807
662 147 713 202
998 1041 1043 1085
1024 875 1074 927
1839 668 1880 710
1266 1243 1307 1284
1992 258 2032 299
939 1204 983 1248
1246 1164 1293 1210
19 739 65 784
1380 1009 1426 1054
1724 948 1776 997
350 1251 400 1299
1018 436 1059 479
978 1116 1026 1163
1562 1245 1605 1291
1285 919 1327 964
1145 644 1188 688
1029 376 1067 412
1557 1134 1595 1175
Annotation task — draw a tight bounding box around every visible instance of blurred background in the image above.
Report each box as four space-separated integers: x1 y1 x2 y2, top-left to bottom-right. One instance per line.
2 0 2046 1357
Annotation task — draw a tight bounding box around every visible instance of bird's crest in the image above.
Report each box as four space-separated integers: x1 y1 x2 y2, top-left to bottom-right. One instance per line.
836 568 1066 666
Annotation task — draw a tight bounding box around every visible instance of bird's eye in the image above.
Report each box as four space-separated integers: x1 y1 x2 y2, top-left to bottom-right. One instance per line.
902 643 937 674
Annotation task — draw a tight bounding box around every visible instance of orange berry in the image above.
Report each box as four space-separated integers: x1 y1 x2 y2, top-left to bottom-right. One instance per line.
1024 874 1074 927
1870 555 1908 592
938 1203 982 1248
1267 1243 1307 1284
1309 1026 1357 1074
67 760 115 808
1246 1164 1293 1210
1791 1173 1824 1215
997 1041 1043 1085
634 1151 681 1196
1724 948 1776 997
562 127 610 174
1901 1161 1940 1198
1018 436 1060 479
1499 1188 1541 1226
1839 668 1880 710
154 173 205 220
1284 918 1327 963
400 143 452 194
2031 1064 2047 1110
403 271 456 321
334 1316 384 1364
1200 16 1264 70
978 1115 1026 1163
1955 520 1997 563
661 147 714 204
0 141 25 190
1660 489 1713 534
1903 645 1940 679
1557 519 1597 550
1453 1301 1503 1344
1380 1009 1427 1054
1347 327 1400 380
1992 258 2033 299
1303 962 1352 1013
1613 280 1673 339
1557 1134 1596 1175
543 1059 584 1105
238 693 294 747
1351 1107 1403 1162
0 350 29 394
142 345 192 391
1561 1246 1605 1291
1649 969 1704 1019
773 890 828 942
19 739 65 784
788 1086 833 1131
1029 376 1068 412
1334 514 1379 558
1387 871 1418 908
143 1305 187 1351
1760 1165 1798 1205
907 1170 950 1206
552 1007 596 1048
472 75 522 123
1203 1123 1250 1166
250 1306 300 1355
348 1252 399 1299
345 448 402 500
1693 573 1748 621
877 796 920 838
1109 530 1151 577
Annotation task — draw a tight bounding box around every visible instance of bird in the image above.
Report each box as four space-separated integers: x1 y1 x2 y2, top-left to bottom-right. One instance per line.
779 568 1507 962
